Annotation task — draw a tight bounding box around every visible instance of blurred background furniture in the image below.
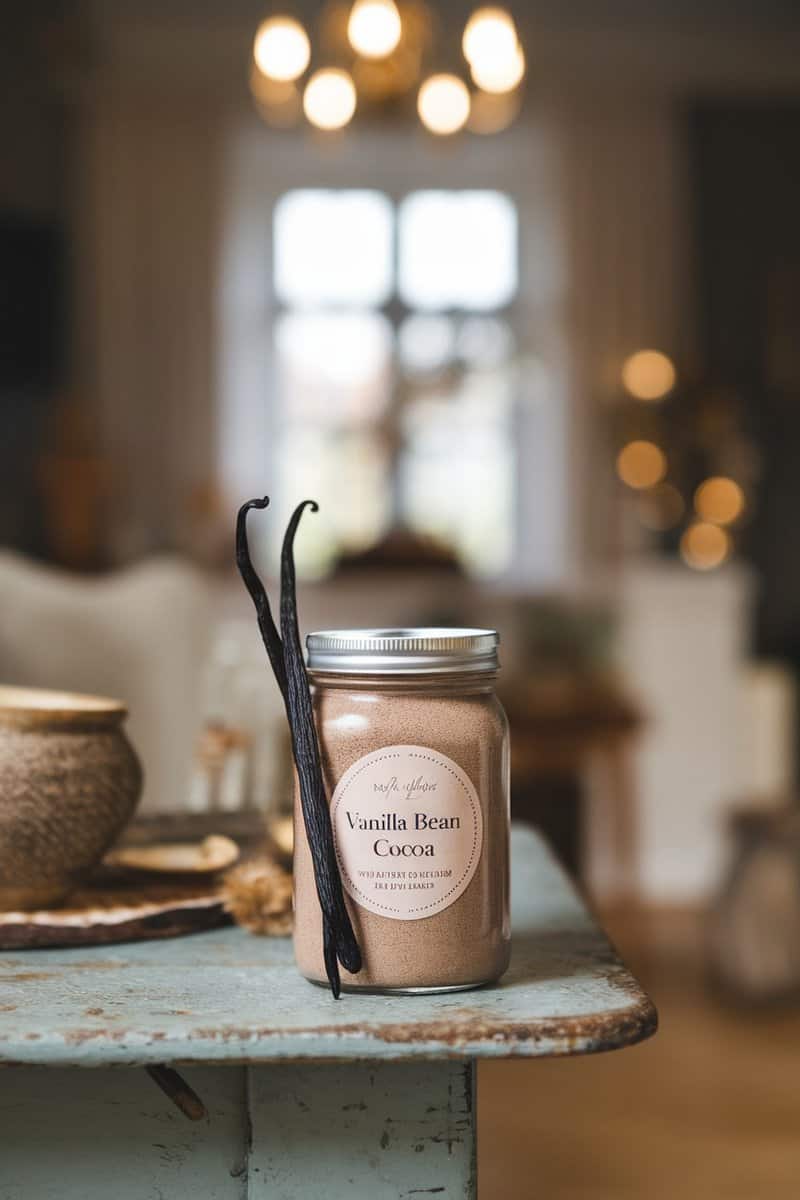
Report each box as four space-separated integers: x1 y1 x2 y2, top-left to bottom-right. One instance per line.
711 806 800 1003
0 551 216 812
499 596 643 895
506 678 642 895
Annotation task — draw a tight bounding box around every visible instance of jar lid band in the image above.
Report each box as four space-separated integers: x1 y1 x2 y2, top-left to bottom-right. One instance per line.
306 627 499 675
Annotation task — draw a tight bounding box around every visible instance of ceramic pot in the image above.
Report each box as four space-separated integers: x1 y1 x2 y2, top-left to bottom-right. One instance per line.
0 686 143 910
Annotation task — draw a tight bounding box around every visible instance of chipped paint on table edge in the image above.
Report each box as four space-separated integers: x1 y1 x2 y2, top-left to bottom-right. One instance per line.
0 996 657 1068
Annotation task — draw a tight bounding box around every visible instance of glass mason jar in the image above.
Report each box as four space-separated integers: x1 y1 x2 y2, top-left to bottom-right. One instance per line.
293 628 511 993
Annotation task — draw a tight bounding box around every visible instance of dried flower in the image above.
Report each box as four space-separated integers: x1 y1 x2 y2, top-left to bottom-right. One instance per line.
222 857 293 936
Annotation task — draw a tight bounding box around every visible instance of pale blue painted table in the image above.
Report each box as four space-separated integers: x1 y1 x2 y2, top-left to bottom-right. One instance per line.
0 828 656 1198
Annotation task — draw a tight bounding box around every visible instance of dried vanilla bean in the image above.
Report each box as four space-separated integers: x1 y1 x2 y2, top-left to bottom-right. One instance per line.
280 502 362 995
235 497 287 699
235 496 361 997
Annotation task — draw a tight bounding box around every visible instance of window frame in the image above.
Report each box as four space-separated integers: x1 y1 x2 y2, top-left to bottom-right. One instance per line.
218 120 570 587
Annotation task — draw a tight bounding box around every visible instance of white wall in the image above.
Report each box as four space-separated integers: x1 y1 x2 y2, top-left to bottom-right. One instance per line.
617 562 754 902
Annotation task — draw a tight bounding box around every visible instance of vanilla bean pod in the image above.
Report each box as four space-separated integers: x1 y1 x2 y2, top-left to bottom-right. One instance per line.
280 503 362 995
235 498 287 698
235 496 361 998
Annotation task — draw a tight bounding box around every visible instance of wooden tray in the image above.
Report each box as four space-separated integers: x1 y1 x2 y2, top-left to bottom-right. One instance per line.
0 868 229 950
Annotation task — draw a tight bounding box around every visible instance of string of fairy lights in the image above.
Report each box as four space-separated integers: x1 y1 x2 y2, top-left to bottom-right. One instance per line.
250 3 526 135
614 350 753 571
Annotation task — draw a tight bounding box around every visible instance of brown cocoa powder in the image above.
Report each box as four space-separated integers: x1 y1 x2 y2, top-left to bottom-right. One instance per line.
293 674 510 991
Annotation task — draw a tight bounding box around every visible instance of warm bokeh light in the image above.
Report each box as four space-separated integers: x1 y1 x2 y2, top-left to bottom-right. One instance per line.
470 42 525 93
347 0 402 59
303 69 357 130
616 440 667 489
462 8 518 69
253 16 311 83
694 476 745 526
417 74 471 135
636 482 685 531
621 349 677 402
680 521 731 570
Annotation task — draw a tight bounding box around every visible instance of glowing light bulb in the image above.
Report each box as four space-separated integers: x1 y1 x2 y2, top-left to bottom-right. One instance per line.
253 16 310 83
462 7 518 68
694 477 745 526
303 69 357 130
417 74 471 136
347 0 402 60
616 441 667 490
470 41 525 93
621 349 676 402
680 521 731 570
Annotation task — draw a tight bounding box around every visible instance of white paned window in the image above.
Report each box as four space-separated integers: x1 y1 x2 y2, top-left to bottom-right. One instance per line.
271 187 519 577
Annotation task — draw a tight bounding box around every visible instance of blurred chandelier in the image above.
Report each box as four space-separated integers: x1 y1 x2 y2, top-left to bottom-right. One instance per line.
250 3 526 136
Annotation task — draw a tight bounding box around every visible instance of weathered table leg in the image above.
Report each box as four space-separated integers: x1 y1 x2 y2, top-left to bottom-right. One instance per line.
0 1061 476 1198
0 1065 249 1199
247 1060 477 1199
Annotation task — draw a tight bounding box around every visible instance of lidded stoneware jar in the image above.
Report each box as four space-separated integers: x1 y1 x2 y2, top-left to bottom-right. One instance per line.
0 686 142 909
294 629 511 993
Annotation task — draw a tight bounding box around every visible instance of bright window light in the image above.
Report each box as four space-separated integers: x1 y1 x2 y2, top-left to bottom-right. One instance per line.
273 189 393 307
398 190 518 310
399 367 516 574
397 314 457 376
268 187 523 579
457 316 515 367
275 312 392 423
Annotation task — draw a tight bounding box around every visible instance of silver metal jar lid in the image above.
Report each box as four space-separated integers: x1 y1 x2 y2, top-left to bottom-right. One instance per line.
306 628 499 675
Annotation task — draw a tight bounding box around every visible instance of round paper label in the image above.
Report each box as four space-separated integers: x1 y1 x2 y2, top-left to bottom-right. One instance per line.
330 744 483 920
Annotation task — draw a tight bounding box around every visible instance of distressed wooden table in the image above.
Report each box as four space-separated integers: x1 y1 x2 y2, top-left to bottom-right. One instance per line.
0 828 656 1198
